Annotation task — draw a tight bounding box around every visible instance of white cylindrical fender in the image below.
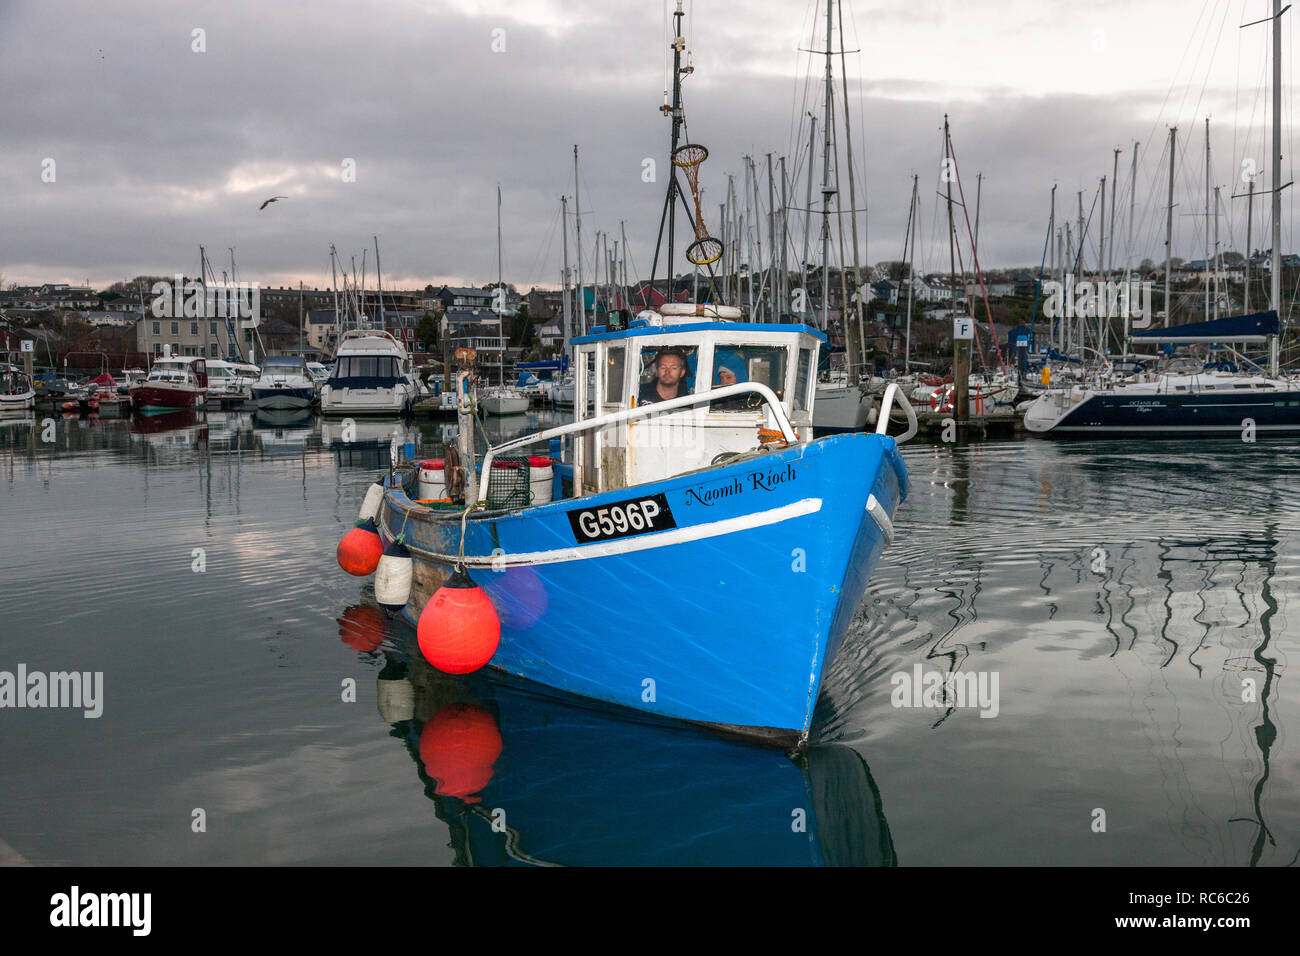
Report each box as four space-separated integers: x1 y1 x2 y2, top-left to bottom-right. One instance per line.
358 479 385 523
374 542 414 610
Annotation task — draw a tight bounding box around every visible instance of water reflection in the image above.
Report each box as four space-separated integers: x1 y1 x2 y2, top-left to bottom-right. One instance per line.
361 627 896 866
823 438 1299 866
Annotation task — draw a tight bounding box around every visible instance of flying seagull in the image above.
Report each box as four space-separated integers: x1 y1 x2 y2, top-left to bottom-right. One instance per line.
259 196 288 210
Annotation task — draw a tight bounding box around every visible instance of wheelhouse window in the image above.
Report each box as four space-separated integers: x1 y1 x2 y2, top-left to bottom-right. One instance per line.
636 345 696 404
605 346 626 405
794 348 812 411
709 344 788 410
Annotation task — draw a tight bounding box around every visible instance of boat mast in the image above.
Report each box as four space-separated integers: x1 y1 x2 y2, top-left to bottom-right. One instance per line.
560 196 572 346
779 155 790 318
1205 117 1211 321
1245 179 1254 313
759 153 769 323
1269 0 1283 376
620 219 630 316
837 0 865 379
330 245 340 353
374 235 385 331
1165 126 1177 328
903 173 918 374
1099 176 1106 354
574 145 585 331
1213 185 1221 321
803 112 816 318
497 184 504 386
646 1 690 311
1110 148 1120 276
819 0 834 331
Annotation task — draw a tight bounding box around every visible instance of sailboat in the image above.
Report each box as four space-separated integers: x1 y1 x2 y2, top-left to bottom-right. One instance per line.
346 0 918 749
481 186 531 417
1024 1 1298 437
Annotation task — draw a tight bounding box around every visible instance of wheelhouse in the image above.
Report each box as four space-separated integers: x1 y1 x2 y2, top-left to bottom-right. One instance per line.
567 307 824 495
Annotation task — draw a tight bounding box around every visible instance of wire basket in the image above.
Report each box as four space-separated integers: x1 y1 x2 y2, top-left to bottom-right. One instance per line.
485 456 532 510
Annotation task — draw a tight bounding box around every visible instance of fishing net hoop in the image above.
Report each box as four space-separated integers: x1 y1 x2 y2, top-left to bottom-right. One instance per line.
686 236 723 266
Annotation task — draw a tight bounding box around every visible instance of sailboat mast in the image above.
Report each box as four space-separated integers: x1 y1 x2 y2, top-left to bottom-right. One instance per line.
837 0 865 381
1205 117 1211 320
1245 179 1254 313
1110 147 1120 276
1270 0 1283 375
620 219 630 315
1213 185 1222 321
779 155 790 317
497 184 504 386
330 245 340 352
374 236 385 330
574 145 585 332
819 0 833 331
767 153 777 323
560 196 572 345
904 173 918 374
1165 126 1177 328
803 113 816 315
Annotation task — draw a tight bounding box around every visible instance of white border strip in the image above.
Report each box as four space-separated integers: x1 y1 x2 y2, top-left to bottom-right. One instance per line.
388 497 824 568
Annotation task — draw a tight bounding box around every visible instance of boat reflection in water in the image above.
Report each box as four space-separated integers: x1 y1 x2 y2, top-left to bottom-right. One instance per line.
321 417 418 469
348 614 897 867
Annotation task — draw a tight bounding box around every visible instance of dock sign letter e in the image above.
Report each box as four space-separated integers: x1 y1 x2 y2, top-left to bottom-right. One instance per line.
953 317 973 340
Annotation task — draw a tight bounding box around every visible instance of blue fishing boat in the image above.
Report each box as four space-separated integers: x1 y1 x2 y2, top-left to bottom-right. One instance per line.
367 306 916 748
342 1 915 749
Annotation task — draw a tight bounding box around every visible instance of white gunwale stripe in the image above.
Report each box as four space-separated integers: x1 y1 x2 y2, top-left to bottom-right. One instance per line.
384 497 824 567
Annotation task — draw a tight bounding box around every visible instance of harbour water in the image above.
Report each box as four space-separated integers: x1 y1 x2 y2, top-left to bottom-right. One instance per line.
1 411 1296 865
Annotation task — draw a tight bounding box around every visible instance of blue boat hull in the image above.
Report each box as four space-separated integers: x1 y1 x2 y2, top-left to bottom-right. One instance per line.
381 433 906 745
1051 389 1300 435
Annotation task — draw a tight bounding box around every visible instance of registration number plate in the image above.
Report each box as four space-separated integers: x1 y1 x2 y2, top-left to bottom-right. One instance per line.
567 494 676 543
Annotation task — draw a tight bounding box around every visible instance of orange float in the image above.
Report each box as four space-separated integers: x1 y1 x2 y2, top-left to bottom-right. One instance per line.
417 568 501 674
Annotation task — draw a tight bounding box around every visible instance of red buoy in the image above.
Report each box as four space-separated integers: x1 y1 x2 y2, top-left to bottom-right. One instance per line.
338 604 388 652
418 702 502 803
417 567 501 674
337 517 383 576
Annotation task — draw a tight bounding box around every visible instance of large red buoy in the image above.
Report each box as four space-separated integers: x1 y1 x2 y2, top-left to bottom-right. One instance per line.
337 517 383 576
418 702 502 803
417 567 501 674
338 604 387 651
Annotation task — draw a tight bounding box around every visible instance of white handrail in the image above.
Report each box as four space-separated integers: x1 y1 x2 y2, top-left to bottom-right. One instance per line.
476 381 797 502
876 383 918 443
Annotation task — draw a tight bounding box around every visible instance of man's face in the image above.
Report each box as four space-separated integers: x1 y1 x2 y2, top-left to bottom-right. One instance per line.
656 355 685 390
716 366 737 387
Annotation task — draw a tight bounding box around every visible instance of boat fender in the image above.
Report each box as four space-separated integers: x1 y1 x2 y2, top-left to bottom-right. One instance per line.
358 477 385 523
417 567 500 674
374 537 414 610
337 517 383 576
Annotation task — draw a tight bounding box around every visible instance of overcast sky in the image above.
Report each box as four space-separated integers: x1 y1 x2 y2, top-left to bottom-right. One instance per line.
1 0 1296 292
